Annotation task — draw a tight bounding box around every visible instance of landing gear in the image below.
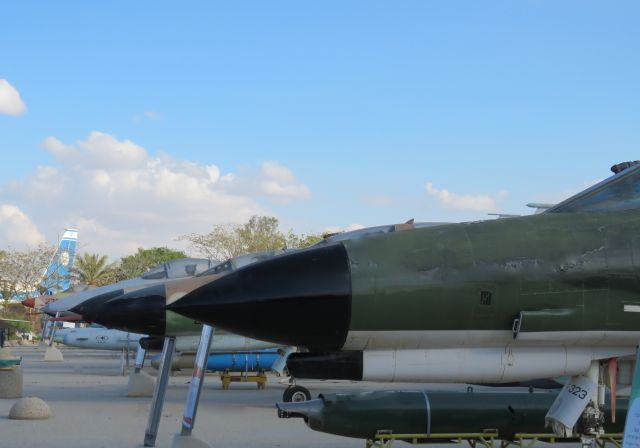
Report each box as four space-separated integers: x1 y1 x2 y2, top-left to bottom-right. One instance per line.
283 385 311 402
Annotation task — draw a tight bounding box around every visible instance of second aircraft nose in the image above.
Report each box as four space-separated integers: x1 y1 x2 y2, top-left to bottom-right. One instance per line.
73 285 167 336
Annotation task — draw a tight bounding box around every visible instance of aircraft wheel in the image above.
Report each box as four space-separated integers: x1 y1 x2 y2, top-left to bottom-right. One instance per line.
282 385 311 402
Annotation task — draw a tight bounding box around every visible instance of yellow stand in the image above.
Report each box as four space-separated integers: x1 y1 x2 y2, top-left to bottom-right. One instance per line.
368 431 498 448
220 369 267 390
366 431 624 448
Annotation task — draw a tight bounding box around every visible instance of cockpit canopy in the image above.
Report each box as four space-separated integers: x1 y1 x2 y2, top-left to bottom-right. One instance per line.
141 258 219 280
197 251 279 277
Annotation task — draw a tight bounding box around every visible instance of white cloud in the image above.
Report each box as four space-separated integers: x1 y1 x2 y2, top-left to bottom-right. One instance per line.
0 80 26 116
425 182 507 212
258 161 311 200
133 110 160 124
43 131 147 170
0 204 45 247
42 137 74 159
2 131 311 258
216 160 312 203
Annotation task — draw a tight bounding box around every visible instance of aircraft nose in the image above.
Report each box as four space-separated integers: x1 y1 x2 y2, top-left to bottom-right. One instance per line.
70 289 125 321
41 303 53 315
22 298 35 309
167 243 352 351
75 285 167 336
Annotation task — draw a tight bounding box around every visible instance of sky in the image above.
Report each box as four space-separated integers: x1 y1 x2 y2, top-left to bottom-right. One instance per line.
0 1 638 259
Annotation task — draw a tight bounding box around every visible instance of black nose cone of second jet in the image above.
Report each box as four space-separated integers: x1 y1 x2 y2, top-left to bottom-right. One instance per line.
72 284 167 336
168 243 352 351
70 289 124 321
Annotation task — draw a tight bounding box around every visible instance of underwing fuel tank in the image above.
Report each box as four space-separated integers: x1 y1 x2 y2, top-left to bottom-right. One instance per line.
286 349 608 383
277 390 627 441
206 350 280 372
139 334 281 353
150 350 281 372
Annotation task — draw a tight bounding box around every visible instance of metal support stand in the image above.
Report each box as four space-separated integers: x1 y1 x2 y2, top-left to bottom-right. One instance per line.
171 325 214 448
43 312 63 361
48 312 60 346
38 324 49 349
144 336 176 447
40 319 50 343
120 347 127 376
127 344 153 397
134 344 147 372
125 333 131 371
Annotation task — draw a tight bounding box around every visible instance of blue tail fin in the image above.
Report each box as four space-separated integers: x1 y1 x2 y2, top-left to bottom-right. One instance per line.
40 228 78 294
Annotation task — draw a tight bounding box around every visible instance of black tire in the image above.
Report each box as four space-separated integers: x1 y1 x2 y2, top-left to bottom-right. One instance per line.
282 385 311 402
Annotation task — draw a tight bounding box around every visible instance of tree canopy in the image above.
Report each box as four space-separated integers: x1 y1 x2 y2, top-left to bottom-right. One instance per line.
180 215 323 260
115 247 188 280
0 217 322 302
73 253 114 287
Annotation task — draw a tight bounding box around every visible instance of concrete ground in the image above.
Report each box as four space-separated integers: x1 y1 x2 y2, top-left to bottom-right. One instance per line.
0 344 569 448
0 344 424 448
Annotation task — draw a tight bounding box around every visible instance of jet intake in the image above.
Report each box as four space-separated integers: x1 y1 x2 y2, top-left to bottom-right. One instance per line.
139 337 164 351
287 352 363 380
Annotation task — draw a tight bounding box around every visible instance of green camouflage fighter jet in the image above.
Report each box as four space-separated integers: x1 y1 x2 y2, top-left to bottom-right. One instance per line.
168 161 640 441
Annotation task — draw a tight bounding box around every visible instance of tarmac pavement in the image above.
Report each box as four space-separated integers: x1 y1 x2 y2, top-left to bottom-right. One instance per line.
0 344 435 448
0 344 576 448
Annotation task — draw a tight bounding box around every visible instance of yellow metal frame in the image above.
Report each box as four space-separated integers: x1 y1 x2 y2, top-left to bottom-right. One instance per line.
368 431 498 448
501 433 623 448
366 431 624 448
220 369 267 390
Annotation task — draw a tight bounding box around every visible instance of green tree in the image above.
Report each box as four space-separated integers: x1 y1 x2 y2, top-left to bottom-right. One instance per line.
284 230 324 250
74 253 114 286
115 247 187 280
2 302 32 333
180 215 323 260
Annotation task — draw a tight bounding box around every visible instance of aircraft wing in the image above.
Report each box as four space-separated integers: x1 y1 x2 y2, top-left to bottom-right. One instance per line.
0 317 30 328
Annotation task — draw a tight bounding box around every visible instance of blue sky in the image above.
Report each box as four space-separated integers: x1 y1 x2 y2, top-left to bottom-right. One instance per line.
0 1 638 257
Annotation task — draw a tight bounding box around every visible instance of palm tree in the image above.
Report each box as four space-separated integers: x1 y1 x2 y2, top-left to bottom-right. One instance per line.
74 253 113 286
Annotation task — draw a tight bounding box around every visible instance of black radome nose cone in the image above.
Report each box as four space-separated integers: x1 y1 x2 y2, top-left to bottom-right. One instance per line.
168 243 352 351
73 285 167 336
70 289 124 322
